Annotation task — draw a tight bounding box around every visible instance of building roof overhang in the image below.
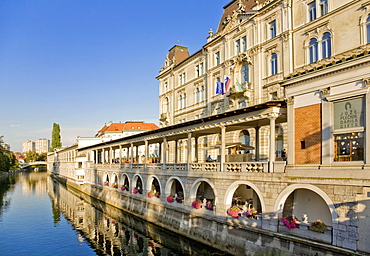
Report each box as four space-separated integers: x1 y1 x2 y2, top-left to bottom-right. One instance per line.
78 100 286 152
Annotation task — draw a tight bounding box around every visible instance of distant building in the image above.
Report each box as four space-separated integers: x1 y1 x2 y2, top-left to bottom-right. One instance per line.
96 121 159 141
14 153 25 164
35 139 50 154
22 140 35 153
95 121 160 162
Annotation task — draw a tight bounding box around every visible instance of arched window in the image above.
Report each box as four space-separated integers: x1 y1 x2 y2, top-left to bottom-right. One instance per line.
242 64 249 83
366 15 370 44
271 53 278 75
309 38 318 63
322 32 332 59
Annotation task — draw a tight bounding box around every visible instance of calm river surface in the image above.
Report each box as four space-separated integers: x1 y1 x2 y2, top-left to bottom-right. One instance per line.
0 171 230 256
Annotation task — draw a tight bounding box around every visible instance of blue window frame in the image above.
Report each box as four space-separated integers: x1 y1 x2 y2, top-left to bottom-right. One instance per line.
309 1 317 21
271 53 278 75
242 65 249 83
270 20 276 38
322 32 332 59
309 38 318 63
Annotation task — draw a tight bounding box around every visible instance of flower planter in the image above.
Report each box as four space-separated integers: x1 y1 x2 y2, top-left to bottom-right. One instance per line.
167 196 174 203
227 207 241 218
281 215 298 229
192 200 202 209
176 198 183 203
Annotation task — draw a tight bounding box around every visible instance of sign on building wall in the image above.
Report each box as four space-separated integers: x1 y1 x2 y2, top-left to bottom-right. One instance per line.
334 97 364 130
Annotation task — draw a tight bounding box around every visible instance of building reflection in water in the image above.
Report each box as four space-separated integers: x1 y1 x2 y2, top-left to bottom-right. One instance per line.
47 176 230 256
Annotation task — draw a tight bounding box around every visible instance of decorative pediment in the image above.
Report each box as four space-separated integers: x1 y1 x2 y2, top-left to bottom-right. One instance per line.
226 53 253 70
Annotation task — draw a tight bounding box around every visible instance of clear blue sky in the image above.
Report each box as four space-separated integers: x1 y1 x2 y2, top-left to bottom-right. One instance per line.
0 1 226 152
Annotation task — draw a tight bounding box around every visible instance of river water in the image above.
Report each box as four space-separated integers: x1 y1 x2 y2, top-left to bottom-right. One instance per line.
0 171 231 256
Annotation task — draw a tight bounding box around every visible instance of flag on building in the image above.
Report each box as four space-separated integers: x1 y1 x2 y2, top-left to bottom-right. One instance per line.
235 78 243 92
224 77 231 94
216 81 224 95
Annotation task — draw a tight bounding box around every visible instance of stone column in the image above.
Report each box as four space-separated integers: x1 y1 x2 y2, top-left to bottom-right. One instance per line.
174 140 178 163
130 143 134 167
135 145 139 163
269 115 277 173
145 140 149 165
162 137 167 169
221 125 226 171
187 133 192 170
255 127 260 161
194 136 199 162
119 145 122 164
286 96 295 165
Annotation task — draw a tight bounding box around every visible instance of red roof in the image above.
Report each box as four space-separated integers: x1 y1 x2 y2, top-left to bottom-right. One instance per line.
97 122 159 135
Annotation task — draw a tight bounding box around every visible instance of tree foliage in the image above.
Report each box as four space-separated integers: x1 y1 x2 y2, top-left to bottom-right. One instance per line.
51 123 62 151
0 136 11 172
25 150 38 162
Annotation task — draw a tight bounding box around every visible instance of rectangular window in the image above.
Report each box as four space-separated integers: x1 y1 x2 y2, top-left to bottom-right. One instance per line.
196 65 200 77
179 73 186 85
270 20 276 38
308 1 317 21
334 132 364 161
300 141 306 149
236 39 241 54
242 36 247 52
320 0 328 16
271 53 278 75
215 51 220 66
333 97 365 162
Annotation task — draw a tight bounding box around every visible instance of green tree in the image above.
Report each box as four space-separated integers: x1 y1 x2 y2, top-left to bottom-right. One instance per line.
0 136 10 172
51 123 62 151
37 152 47 161
25 150 38 162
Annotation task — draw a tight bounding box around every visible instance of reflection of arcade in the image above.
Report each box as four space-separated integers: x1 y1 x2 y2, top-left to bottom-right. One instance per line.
48 176 229 256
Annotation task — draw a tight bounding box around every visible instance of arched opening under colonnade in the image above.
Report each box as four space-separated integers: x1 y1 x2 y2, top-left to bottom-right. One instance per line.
132 175 143 194
190 179 216 210
165 178 185 203
147 175 161 198
225 181 265 218
275 185 337 228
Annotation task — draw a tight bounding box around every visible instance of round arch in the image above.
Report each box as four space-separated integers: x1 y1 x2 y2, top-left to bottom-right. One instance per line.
189 178 217 203
165 176 186 198
103 172 109 182
111 172 119 183
274 184 338 224
120 173 130 188
224 181 266 213
146 175 162 194
132 174 144 193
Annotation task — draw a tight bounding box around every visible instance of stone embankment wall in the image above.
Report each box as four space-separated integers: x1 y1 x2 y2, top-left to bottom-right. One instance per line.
57 175 363 256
